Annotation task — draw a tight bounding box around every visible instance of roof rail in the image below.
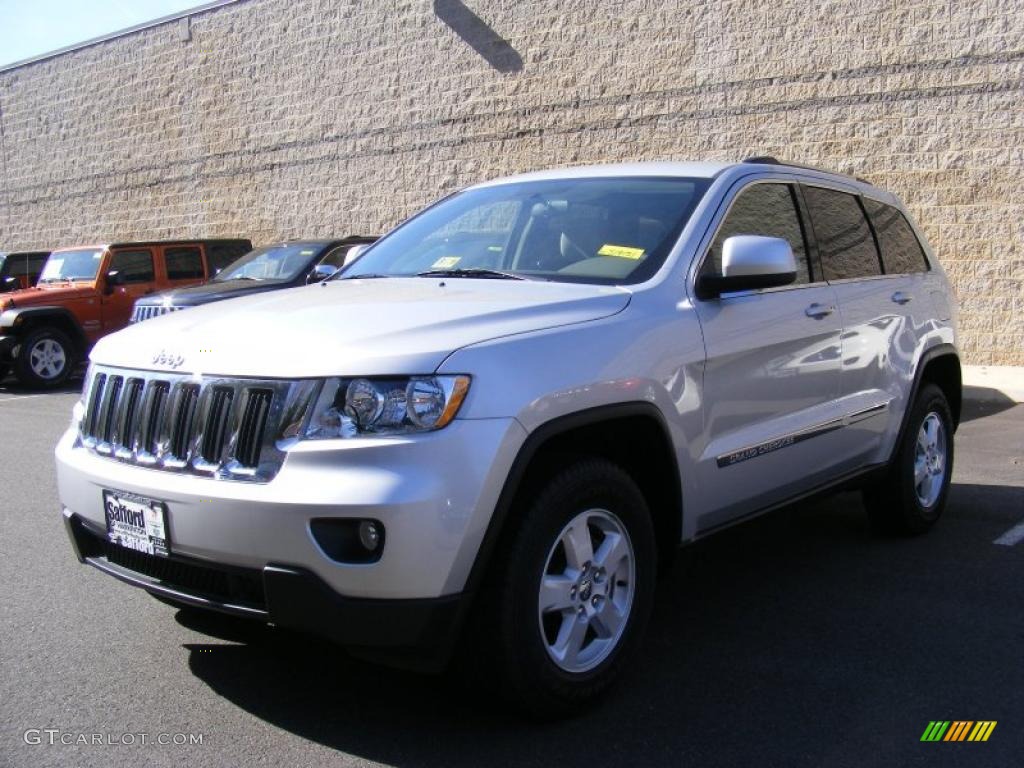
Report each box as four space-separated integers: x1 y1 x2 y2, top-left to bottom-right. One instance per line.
741 156 871 184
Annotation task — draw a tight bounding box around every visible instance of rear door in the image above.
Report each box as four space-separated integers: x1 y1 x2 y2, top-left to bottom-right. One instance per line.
802 184 903 469
692 179 845 530
101 248 157 332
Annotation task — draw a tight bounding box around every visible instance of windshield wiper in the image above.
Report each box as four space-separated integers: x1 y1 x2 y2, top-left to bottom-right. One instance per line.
337 273 394 280
415 268 526 281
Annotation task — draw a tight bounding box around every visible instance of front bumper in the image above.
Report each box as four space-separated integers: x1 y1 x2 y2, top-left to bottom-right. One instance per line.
57 417 525 598
63 510 466 668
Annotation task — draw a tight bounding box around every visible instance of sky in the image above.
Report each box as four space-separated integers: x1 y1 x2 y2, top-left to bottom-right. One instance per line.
0 0 209 67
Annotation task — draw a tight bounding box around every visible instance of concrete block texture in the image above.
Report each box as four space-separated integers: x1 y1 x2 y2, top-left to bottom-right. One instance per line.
0 0 1021 363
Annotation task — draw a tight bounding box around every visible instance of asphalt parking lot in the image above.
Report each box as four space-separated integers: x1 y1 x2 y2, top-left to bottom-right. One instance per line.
1 374 1021 768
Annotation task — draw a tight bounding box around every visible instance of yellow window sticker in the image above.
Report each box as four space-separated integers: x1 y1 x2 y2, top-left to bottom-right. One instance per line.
598 244 645 260
299 249 315 255
432 256 461 268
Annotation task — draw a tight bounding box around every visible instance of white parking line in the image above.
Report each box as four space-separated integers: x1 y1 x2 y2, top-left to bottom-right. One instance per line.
994 521 1024 547
0 394 51 403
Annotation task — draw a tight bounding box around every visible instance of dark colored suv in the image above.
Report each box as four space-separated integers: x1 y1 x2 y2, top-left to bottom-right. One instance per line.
0 251 50 293
130 237 376 323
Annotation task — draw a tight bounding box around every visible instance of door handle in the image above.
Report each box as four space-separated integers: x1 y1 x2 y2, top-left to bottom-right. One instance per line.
891 291 913 305
805 303 835 319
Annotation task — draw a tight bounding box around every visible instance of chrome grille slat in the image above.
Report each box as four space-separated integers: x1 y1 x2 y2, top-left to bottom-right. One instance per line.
235 389 273 468
138 380 170 460
75 365 308 483
167 384 200 464
200 386 234 464
113 378 145 459
96 375 124 454
131 304 185 323
83 372 107 443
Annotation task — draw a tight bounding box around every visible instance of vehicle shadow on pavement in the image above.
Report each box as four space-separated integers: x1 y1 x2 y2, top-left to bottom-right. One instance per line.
177 488 1023 767
0 371 84 395
960 388 1017 423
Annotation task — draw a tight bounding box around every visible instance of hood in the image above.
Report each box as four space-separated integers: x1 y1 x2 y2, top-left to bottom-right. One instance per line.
92 278 632 377
1 283 96 309
135 279 289 307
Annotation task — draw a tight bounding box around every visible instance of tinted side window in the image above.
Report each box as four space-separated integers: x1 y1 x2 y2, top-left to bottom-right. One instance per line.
706 183 811 284
320 245 354 268
109 250 155 284
862 199 929 274
207 243 250 273
8 254 29 277
28 253 49 274
803 186 881 280
165 246 204 280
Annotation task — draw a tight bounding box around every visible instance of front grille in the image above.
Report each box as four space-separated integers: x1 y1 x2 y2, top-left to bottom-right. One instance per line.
130 304 185 323
79 365 318 482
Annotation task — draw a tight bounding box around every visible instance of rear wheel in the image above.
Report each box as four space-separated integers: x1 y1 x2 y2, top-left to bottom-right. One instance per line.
13 327 76 389
479 458 657 718
863 383 953 534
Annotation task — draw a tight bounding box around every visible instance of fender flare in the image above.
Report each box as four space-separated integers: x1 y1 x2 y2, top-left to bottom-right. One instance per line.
0 306 88 350
891 343 962 461
461 401 683 597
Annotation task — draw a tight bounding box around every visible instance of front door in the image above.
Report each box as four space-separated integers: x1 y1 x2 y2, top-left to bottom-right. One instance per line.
101 248 157 332
692 180 845 531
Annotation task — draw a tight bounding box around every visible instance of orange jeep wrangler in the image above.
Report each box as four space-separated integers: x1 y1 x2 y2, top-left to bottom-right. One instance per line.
0 239 250 388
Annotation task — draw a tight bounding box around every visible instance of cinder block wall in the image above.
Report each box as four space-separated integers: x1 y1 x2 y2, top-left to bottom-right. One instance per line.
1 0 1021 363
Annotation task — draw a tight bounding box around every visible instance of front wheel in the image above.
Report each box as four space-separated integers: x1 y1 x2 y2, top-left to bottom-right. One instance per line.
863 383 954 535
13 327 76 389
481 458 656 717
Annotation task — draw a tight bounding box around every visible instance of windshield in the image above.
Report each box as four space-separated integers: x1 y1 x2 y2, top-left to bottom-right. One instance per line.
38 249 104 282
216 243 324 282
341 176 710 284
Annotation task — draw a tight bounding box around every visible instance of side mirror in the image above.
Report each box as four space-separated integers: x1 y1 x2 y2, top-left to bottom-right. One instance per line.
104 270 124 293
698 235 797 298
343 244 370 266
0 276 17 293
307 263 338 284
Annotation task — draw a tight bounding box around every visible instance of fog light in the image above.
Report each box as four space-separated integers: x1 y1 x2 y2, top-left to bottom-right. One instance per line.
310 518 385 564
358 520 381 551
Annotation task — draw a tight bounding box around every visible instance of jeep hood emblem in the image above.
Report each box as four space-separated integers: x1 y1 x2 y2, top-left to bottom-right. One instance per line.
152 350 185 369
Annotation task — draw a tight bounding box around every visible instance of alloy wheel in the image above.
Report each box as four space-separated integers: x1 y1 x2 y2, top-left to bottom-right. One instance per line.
914 412 946 508
28 338 67 380
537 508 635 674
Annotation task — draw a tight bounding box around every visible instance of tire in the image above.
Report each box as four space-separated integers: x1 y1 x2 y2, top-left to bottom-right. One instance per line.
478 458 657 718
13 326 76 389
0 364 9 383
863 383 954 535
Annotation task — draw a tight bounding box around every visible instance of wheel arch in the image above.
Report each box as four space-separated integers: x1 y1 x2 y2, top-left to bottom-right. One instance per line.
464 403 684 598
4 306 88 352
893 344 962 459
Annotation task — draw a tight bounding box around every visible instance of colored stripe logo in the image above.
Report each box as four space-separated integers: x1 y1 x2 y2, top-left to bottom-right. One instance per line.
921 721 997 742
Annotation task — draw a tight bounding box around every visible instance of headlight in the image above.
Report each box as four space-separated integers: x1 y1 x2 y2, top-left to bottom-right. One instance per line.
304 375 470 439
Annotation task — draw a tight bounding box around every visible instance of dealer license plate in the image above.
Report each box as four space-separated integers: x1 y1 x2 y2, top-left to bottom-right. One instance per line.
103 490 170 557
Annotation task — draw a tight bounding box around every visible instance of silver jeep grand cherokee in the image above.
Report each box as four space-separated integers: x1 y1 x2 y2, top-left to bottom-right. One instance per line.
56 158 960 716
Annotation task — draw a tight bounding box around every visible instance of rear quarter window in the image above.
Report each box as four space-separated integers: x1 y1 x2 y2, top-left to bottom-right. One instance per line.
862 199 930 274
